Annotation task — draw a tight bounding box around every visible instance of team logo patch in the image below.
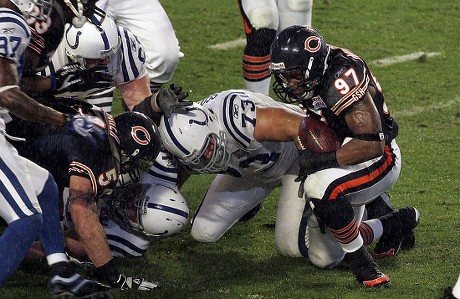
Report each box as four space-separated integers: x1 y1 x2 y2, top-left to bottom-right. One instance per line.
131 126 151 145
304 36 321 53
311 96 327 110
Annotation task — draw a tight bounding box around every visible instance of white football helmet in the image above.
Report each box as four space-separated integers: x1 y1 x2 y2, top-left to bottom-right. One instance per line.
105 183 189 238
159 103 231 174
64 15 122 77
10 0 52 20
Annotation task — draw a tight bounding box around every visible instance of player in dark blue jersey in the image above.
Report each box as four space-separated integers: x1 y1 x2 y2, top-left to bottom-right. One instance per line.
7 99 163 291
269 25 419 288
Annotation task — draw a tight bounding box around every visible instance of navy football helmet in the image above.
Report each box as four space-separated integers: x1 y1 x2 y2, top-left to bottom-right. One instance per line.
270 25 330 105
114 112 161 179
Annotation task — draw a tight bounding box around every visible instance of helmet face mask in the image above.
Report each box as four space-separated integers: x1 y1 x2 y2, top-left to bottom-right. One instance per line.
159 103 231 174
270 25 329 106
11 0 53 20
105 183 189 238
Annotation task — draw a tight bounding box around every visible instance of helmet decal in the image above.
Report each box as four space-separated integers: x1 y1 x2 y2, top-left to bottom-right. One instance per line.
66 27 82 50
131 126 151 146
304 36 321 53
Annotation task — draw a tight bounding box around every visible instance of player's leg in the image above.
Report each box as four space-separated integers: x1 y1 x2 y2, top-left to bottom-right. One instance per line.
274 172 309 257
277 0 313 30
26 159 112 296
0 137 43 287
103 0 182 92
238 0 278 95
191 174 273 242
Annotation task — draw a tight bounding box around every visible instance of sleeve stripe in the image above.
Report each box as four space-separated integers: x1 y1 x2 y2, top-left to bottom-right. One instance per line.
120 27 140 82
222 93 251 147
0 14 30 38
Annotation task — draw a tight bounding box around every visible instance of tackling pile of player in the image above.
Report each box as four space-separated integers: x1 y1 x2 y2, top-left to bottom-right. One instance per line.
0 0 430 297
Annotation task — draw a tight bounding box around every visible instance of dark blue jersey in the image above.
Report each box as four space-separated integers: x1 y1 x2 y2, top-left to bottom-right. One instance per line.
8 104 119 196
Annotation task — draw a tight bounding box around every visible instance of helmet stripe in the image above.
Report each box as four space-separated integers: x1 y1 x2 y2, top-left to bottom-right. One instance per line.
164 118 190 155
147 202 189 218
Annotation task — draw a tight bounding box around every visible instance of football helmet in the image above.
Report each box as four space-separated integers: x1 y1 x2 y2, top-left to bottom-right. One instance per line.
114 111 161 178
159 103 231 174
64 14 122 78
270 25 330 105
105 183 189 238
10 0 52 20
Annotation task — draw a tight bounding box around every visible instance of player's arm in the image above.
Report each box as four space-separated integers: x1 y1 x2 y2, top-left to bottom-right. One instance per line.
67 175 113 267
0 57 67 125
118 74 151 111
337 90 385 165
253 105 305 147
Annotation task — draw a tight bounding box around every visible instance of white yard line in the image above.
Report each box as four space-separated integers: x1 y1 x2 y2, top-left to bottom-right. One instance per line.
369 52 441 66
393 96 460 118
208 38 246 50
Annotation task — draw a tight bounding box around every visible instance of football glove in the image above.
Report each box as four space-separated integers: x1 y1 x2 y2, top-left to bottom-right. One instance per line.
63 114 106 147
112 274 159 291
295 150 339 197
155 83 192 117
52 63 112 98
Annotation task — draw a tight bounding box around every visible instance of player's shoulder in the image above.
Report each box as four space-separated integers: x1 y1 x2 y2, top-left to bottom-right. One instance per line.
320 46 370 112
0 8 30 61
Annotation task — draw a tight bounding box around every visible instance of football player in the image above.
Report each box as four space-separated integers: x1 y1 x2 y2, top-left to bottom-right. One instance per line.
153 89 418 288
7 101 163 290
0 0 110 295
269 25 420 287
238 0 313 95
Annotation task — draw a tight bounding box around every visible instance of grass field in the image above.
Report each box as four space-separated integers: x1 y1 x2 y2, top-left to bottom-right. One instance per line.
2 0 460 298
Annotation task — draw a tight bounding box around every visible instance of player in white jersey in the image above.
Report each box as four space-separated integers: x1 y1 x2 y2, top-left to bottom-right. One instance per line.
33 14 149 113
238 0 313 95
95 0 181 92
160 90 311 257
157 89 421 285
0 0 110 295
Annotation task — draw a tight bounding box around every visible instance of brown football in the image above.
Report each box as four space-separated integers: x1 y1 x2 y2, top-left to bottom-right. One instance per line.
297 116 341 152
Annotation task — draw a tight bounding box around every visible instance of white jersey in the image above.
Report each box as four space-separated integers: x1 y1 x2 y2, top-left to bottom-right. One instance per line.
0 8 30 131
43 23 146 87
198 89 303 182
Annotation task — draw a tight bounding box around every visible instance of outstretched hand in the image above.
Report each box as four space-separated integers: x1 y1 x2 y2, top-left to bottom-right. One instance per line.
155 83 192 117
52 63 112 98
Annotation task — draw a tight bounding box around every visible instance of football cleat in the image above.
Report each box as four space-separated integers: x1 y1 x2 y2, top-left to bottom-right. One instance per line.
112 274 160 291
346 247 391 288
373 207 420 258
48 273 112 298
442 286 459 299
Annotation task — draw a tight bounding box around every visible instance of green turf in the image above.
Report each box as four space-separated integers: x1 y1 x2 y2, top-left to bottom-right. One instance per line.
2 0 459 298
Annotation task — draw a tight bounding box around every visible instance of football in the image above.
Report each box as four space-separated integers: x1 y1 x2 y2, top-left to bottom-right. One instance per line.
297 116 341 152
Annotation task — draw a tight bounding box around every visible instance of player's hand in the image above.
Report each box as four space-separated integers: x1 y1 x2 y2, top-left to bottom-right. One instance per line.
52 63 112 98
63 114 106 147
112 274 159 291
295 150 339 197
155 83 192 117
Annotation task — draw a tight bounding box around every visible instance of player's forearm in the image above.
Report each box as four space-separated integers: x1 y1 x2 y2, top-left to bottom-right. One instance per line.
1 88 66 125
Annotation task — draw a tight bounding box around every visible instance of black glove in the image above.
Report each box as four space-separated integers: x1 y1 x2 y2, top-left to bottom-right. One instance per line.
51 63 112 98
112 274 159 291
155 83 192 117
295 150 339 197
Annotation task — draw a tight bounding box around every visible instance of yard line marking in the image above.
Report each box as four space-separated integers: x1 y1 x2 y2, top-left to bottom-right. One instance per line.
393 96 460 118
208 38 246 50
369 52 441 66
